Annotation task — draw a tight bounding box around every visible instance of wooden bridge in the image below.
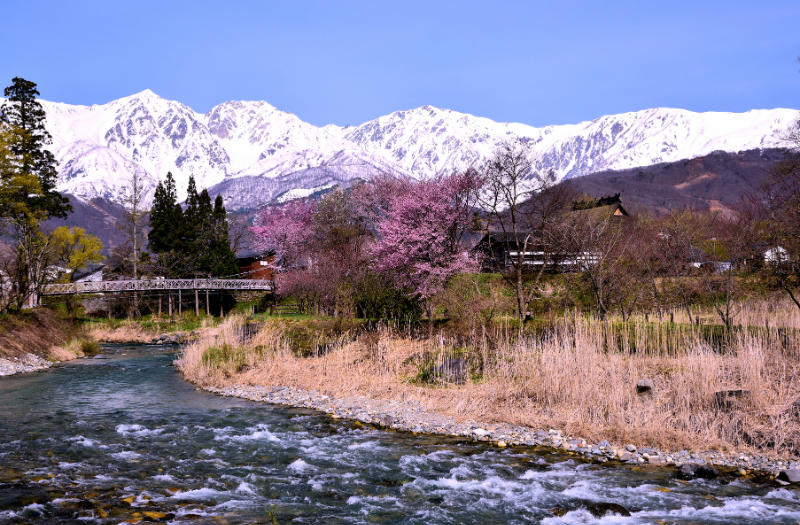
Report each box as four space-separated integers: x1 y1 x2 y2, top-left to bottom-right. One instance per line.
41 278 273 296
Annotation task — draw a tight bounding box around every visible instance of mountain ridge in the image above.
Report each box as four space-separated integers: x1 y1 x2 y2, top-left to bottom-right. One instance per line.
4 90 796 209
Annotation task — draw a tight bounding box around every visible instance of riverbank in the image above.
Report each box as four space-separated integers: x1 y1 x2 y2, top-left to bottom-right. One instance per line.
203 382 799 484
0 308 89 375
176 314 800 484
86 315 223 345
0 353 54 376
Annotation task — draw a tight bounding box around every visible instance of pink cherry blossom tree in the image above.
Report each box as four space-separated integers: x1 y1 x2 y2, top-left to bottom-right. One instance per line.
250 199 316 270
370 169 484 309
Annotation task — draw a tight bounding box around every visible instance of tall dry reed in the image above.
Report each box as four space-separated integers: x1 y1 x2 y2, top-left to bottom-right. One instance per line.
177 307 800 455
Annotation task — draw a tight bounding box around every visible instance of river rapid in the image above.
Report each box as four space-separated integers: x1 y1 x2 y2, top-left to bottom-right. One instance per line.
1 345 799 524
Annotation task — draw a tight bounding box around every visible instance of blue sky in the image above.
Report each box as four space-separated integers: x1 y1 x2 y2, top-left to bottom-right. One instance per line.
2 0 798 127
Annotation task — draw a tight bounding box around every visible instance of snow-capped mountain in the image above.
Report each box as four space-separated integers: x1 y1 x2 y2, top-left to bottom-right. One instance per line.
343 105 798 179
13 90 799 209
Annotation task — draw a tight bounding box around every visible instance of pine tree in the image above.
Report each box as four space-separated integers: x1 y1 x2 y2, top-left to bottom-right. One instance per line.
180 175 201 253
148 172 182 253
1 77 71 219
194 191 237 276
208 194 238 276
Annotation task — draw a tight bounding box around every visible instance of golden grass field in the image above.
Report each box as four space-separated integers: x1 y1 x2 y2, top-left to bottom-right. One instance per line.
176 298 800 456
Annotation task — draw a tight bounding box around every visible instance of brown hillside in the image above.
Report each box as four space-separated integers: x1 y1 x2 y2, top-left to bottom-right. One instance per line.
565 148 784 215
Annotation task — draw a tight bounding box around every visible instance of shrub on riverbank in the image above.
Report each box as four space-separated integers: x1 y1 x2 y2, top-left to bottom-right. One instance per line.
176 298 800 456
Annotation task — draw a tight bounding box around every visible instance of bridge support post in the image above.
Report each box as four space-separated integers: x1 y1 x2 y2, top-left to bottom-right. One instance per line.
206 289 210 316
220 300 224 318
158 295 162 317
178 290 182 316
169 294 173 317
195 289 199 317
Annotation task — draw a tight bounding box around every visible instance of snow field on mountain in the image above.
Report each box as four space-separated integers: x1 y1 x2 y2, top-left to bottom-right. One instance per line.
3 91 796 208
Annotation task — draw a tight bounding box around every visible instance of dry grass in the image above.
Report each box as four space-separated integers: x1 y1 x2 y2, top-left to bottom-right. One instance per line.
88 324 155 344
177 300 800 456
0 309 74 358
48 338 102 361
47 344 81 362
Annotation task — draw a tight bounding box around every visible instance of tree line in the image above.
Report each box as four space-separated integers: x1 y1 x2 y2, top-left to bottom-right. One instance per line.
0 77 242 315
250 120 800 328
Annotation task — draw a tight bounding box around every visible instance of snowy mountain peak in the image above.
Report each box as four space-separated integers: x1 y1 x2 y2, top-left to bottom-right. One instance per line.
28 90 798 209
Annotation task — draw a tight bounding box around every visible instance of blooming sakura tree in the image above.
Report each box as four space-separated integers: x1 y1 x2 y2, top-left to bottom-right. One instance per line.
249 173 484 318
250 199 316 270
370 169 484 303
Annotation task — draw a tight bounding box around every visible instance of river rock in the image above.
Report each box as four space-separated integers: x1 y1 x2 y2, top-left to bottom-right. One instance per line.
679 463 719 480
714 390 751 410
636 378 654 395
778 469 800 483
585 502 631 517
789 398 800 418
432 358 468 384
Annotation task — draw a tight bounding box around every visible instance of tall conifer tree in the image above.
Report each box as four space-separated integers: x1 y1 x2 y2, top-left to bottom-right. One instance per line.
1 77 71 219
148 172 182 253
181 175 201 253
207 194 238 276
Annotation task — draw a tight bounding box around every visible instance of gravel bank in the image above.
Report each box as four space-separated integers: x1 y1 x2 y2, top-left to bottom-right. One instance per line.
204 382 800 484
0 353 53 376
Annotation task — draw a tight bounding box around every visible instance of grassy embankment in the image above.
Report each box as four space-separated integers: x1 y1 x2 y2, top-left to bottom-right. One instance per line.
176 297 800 457
0 308 100 362
75 299 265 343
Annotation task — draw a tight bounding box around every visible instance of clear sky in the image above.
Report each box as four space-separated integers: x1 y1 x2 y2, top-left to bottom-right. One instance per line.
2 0 798 128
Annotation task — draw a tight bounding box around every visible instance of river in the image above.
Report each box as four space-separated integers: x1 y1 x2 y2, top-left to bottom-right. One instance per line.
0 345 799 524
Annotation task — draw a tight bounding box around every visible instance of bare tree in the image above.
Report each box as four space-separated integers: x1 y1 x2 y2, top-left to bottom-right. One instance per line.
559 208 634 320
227 211 253 257
758 117 800 309
476 139 566 320
117 168 149 280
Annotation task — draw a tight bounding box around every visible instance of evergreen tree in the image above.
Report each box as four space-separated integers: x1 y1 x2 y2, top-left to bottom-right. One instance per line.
197 188 214 225
181 175 201 253
148 172 182 253
1 77 71 219
207 194 238 276
193 191 237 276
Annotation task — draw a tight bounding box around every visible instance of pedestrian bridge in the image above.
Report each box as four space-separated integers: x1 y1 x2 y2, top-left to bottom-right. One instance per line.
41 278 273 296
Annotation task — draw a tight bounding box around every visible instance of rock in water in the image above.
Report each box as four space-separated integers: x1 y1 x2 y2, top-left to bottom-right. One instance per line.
432 358 468 384
778 469 800 483
585 502 631 517
679 463 719 480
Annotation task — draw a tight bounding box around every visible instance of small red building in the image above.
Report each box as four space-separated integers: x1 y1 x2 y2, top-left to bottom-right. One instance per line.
236 252 275 281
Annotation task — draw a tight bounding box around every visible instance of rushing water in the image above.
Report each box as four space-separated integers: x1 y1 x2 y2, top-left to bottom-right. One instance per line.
1 346 799 524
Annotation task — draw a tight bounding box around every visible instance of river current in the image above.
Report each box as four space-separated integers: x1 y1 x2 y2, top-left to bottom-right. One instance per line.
0 345 799 524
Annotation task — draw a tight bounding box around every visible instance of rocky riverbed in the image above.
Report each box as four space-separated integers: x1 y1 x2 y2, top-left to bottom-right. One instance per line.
205 382 800 486
0 353 53 376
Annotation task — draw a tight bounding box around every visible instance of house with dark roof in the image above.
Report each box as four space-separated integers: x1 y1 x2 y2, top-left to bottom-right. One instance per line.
71 264 105 283
473 193 630 273
235 251 276 280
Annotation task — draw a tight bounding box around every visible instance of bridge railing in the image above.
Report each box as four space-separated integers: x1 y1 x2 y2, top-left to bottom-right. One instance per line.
41 278 273 296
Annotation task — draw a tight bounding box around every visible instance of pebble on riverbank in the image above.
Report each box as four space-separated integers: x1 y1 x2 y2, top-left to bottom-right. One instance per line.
0 353 53 376
201 383 800 484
